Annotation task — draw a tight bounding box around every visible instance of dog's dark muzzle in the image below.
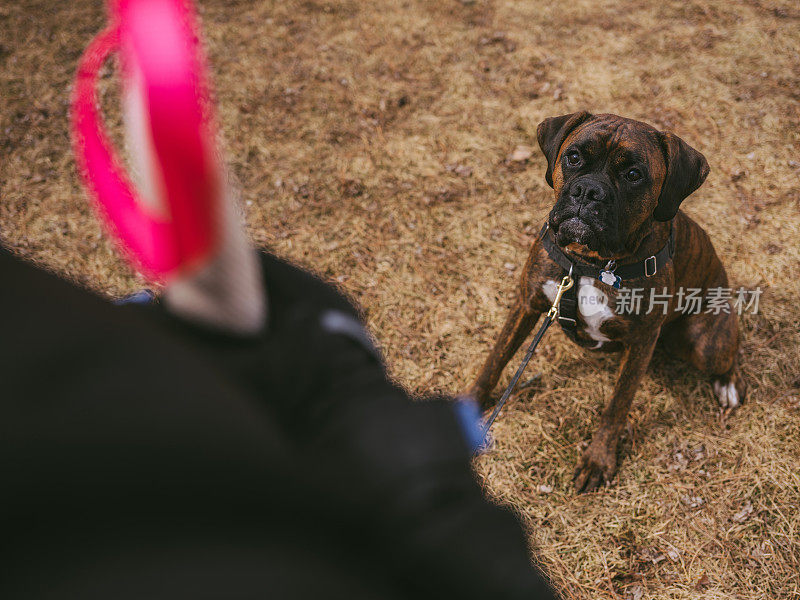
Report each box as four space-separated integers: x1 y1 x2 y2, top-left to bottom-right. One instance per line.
549 176 618 251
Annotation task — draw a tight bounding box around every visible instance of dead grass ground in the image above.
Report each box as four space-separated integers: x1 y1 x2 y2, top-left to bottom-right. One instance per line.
2 0 799 598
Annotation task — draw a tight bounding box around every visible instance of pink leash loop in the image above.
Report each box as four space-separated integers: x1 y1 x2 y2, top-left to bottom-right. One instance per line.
71 0 219 282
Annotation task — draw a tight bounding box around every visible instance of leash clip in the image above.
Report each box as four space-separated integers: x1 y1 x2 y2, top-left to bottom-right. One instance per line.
546 267 574 319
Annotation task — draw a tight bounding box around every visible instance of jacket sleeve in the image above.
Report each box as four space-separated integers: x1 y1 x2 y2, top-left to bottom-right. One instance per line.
148 251 560 600
308 320 558 600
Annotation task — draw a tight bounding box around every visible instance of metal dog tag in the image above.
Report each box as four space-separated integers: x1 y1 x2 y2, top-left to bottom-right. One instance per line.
599 270 622 289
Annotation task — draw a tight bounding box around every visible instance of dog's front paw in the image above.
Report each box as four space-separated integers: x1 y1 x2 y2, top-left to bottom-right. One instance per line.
573 438 617 493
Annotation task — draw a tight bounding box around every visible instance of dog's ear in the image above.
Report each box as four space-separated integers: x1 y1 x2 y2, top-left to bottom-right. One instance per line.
654 132 710 222
536 111 594 188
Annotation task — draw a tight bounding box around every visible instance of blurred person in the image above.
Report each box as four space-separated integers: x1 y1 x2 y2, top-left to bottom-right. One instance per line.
0 241 559 600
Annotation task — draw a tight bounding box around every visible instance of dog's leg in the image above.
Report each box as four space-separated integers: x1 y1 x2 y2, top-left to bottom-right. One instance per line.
661 309 745 410
468 300 541 410
573 333 659 493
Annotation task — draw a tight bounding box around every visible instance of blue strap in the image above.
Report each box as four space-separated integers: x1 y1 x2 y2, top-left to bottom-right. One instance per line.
453 397 487 455
114 289 156 305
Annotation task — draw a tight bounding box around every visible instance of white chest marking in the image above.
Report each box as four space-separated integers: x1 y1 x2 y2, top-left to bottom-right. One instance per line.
542 277 615 348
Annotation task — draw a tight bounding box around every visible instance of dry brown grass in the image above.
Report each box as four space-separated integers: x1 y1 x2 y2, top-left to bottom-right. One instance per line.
2 0 799 597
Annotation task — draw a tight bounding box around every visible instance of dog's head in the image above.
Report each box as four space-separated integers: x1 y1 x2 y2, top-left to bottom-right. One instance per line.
537 112 709 258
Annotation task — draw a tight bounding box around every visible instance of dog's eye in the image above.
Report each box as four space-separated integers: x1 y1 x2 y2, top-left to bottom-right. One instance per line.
565 151 581 166
625 168 642 182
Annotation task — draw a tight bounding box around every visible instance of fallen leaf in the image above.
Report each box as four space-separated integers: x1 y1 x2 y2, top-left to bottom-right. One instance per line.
694 573 711 590
666 548 680 561
732 501 754 523
637 547 666 564
446 163 473 177
509 145 533 162
625 584 643 600
682 495 705 509
690 444 706 461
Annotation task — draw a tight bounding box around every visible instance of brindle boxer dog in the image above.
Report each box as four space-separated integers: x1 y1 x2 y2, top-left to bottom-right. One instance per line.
469 112 745 493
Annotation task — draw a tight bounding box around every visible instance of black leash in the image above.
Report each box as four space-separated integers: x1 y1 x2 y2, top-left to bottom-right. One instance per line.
481 270 574 443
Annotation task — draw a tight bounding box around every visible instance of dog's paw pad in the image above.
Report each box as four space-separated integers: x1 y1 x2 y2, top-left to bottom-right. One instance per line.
573 444 617 494
713 380 740 410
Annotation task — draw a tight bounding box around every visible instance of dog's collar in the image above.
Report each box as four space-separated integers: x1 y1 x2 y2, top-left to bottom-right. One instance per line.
539 221 675 286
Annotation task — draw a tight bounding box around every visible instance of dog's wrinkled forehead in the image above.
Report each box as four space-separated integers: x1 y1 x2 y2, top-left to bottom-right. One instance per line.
564 115 664 172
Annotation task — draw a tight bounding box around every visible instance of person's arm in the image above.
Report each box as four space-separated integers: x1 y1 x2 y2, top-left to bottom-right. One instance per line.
145 251 559 600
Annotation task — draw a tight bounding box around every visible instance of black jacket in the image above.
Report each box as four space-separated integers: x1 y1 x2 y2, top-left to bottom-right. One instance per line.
0 246 558 600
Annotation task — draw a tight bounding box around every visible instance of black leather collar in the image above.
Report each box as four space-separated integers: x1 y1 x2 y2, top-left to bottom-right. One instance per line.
539 222 675 284
538 221 675 342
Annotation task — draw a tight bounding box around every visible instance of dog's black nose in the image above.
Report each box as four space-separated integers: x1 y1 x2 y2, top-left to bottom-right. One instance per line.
569 180 606 203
